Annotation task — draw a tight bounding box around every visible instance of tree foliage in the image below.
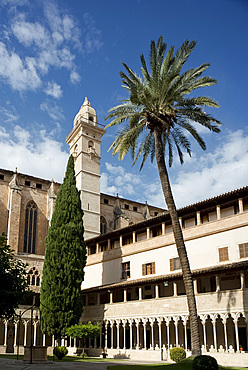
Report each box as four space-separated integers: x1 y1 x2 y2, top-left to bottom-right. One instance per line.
105 36 221 356
0 233 28 318
40 155 86 336
65 322 100 340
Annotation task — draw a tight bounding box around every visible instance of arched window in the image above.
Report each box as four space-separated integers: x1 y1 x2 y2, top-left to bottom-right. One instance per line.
100 216 107 235
88 140 94 148
27 267 40 286
23 201 37 254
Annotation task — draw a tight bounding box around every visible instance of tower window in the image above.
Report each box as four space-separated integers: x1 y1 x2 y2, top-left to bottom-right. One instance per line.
36 183 42 189
89 115 94 122
100 216 107 235
104 198 109 205
0 174 4 180
25 180 31 186
23 201 37 254
88 140 94 148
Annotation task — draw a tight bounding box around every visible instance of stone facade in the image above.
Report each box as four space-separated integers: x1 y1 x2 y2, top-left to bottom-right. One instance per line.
0 99 248 365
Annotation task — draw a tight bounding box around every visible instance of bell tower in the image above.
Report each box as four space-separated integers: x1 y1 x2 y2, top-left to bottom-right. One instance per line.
66 97 106 240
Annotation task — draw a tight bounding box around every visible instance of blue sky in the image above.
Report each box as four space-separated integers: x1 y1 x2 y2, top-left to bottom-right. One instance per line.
0 0 248 209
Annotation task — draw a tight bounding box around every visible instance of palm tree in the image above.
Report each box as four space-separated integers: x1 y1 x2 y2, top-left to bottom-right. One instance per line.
105 36 221 356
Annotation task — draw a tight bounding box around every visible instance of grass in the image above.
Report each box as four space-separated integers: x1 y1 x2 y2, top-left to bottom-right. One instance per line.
107 357 247 370
0 354 246 369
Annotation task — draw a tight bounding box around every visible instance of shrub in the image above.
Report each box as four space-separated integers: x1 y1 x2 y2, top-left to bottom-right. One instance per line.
170 347 186 362
193 355 218 370
53 346 68 360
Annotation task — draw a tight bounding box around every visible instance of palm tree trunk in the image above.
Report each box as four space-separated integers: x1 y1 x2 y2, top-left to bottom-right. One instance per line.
154 127 201 356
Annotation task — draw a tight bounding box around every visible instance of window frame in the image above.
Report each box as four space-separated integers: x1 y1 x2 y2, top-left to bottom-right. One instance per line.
121 261 130 279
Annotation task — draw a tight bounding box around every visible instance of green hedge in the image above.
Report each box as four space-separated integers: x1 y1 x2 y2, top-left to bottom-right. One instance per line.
193 355 218 370
170 347 186 362
53 346 68 360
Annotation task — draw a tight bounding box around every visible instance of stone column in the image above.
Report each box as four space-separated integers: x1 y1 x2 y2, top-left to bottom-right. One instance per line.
52 335 55 348
116 321 120 349
202 319 207 351
162 222 166 235
132 231 136 243
179 217 182 227
216 275 220 292
223 319 228 352
33 321 38 346
123 321 126 349
104 322 108 349
173 282 177 296
151 320 154 349
155 285 159 299
4 320 8 347
143 320 146 350
109 291 113 304
139 287 142 300
216 205 221 220
175 318 178 347
129 320 133 349
212 320 217 351
146 227 150 239
240 271 245 289
183 319 188 351
234 318 239 352
14 321 18 347
107 239 111 250
120 235 123 247
111 322 114 349
166 321 170 356
238 198 244 213
158 319 162 349
24 321 28 347
136 320 139 350
123 289 127 302
96 243 99 253
43 334 46 347
196 211 201 225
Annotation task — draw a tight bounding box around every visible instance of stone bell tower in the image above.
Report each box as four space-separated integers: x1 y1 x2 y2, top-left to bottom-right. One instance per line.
66 97 106 240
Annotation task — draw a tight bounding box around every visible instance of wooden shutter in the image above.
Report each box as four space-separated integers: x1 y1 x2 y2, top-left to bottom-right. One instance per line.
239 243 248 258
219 247 229 262
142 264 146 276
152 262 155 274
170 259 174 271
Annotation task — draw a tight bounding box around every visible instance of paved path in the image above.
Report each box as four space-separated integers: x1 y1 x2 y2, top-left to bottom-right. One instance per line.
0 358 162 370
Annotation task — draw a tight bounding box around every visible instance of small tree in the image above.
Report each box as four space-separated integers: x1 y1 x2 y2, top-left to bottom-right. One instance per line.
40 155 87 337
66 322 100 356
0 233 28 318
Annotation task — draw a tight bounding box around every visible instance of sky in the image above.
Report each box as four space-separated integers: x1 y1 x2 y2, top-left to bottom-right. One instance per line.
0 0 248 209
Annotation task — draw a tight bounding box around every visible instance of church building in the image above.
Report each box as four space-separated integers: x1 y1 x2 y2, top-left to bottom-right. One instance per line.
0 99 247 364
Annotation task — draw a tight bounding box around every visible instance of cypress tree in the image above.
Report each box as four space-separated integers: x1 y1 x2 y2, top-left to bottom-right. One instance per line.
40 155 86 336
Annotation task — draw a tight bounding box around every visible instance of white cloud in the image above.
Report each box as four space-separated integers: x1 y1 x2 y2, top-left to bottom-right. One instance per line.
82 13 103 54
0 125 68 182
0 105 19 123
45 81 63 99
0 42 41 91
40 101 64 122
70 70 81 84
171 129 248 207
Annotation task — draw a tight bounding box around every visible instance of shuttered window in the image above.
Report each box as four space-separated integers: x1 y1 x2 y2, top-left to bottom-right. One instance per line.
219 247 229 262
142 262 155 275
170 257 181 271
121 262 130 279
239 243 248 258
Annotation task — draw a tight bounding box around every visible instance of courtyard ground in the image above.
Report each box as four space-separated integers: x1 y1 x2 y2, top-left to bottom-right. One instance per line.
0 356 246 370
